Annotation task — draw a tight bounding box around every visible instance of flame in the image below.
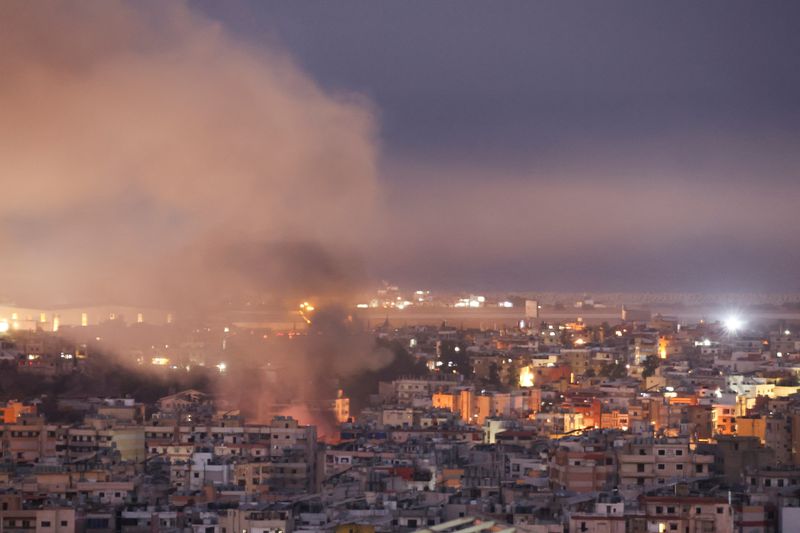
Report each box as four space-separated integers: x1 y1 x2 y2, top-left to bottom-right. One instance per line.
519 365 534 387
658 337 668 359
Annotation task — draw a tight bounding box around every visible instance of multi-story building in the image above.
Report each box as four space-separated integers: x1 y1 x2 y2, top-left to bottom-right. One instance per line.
640 496 734 533
549 439 615 493
617 437 713 492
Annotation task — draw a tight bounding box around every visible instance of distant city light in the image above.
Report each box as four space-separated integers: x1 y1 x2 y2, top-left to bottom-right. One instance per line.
216 362 227 373
724 316 744 334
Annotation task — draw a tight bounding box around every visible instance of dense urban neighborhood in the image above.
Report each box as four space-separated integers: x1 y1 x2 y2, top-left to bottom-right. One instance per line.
2 295 800 532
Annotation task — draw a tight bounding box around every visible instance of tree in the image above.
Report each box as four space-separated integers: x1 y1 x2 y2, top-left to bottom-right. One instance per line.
505 365 520 389
600 361 627 379
642 355 659 378
487 362 501 388
439 340 469 375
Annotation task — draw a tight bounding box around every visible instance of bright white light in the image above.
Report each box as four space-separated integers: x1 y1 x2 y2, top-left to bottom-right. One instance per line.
785 330 791 336
216 362 227 373
0 321 8 333
724 316 744 333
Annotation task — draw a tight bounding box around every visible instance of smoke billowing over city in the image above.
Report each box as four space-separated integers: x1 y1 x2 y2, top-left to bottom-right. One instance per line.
2 2 800 531
0 1 379 308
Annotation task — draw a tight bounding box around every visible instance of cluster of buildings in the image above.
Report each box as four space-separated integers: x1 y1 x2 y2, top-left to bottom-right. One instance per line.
3 310 800 532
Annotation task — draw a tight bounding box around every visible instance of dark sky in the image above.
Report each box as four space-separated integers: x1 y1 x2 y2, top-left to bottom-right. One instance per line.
192 1 800 293
198 1 800 162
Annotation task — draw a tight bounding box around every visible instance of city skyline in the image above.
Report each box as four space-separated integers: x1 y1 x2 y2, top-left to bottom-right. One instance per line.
3 4 800 530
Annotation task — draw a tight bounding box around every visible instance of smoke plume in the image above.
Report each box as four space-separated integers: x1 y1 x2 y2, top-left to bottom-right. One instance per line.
0 0 379 308
0 1 391 424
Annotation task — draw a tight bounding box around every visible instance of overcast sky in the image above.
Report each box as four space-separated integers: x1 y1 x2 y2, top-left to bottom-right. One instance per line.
194 1 800 292
3 2 800 305
200 2 799 162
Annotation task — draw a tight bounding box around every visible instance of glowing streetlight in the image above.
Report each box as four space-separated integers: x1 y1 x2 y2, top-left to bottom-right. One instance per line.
724 316 744 334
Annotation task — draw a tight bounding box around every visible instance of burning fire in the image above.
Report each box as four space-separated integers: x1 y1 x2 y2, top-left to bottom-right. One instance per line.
519 365 534 387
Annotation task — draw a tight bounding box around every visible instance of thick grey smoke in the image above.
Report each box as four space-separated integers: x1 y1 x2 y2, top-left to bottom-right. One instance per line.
0 1 380 308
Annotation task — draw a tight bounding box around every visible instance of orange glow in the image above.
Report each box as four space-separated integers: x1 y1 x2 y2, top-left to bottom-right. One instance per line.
334 390 350 424
519 365 534 387
658 337 668 359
